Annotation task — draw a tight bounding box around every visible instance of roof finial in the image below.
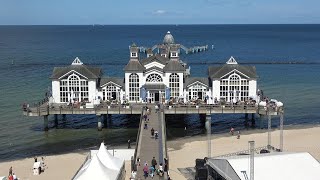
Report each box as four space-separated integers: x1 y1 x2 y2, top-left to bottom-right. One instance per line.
71 57 83 65
226 56 238 64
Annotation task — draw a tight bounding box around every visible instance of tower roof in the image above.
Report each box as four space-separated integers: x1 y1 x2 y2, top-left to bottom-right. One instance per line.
163 31 175 44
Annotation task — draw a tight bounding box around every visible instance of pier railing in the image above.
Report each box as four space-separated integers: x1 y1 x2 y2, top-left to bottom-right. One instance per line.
132 108 145 171
23 103 283 116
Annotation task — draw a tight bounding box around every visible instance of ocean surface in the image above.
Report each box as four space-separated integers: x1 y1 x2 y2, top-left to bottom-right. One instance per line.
0 24 320 161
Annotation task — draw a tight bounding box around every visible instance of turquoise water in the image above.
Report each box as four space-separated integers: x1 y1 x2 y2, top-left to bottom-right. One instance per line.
0 25 320 161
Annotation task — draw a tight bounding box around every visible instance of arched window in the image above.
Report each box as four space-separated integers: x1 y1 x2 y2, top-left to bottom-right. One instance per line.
188 83 207 100
59 73 88 103
229 74 240 102
219 72 248 102
103 85 117 101
68 74 80 101
169 73 179 98
129 73 140 101
146 74 163 83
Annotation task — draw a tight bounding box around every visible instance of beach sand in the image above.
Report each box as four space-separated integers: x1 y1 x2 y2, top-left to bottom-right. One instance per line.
1 126 320 180
167 126 320 180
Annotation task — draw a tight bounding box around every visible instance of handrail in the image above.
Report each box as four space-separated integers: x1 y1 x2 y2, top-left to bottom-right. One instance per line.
132 107 145 171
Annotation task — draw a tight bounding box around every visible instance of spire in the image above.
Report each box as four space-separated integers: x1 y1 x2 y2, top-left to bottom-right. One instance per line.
226 56 238 65
71 57 83 65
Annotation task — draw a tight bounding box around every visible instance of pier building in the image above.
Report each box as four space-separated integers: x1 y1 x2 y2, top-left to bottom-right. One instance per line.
50 31 257 106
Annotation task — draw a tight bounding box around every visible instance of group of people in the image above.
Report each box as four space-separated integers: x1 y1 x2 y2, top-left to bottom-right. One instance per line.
230 127 241 139
142 157 169 179
8 166 18 180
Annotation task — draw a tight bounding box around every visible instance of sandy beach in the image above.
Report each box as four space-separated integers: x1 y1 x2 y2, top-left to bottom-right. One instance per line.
1 126 320 180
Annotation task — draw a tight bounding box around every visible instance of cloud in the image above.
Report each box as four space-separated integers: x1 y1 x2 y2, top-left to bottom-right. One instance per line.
152 10 167 15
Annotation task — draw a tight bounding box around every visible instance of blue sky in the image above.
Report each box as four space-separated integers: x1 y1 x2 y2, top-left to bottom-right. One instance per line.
0 0 319 25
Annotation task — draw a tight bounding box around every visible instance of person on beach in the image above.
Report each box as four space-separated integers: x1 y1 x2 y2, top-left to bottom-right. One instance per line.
230 127 235 135
9 166 12 176
237 131 241 139
12 173 18 180
151 128 155 137
8 175 13 180
151 157 157 169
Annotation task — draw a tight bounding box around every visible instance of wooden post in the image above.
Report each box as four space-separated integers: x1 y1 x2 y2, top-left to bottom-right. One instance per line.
280 112 284 152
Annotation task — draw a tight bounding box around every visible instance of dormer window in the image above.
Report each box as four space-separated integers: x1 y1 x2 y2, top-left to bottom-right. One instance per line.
131 52 137 57
161 54 167 57
171 52 177 57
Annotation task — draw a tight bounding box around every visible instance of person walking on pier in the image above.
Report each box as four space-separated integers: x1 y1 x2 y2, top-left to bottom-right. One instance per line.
143 163 149 179
143 114 147 122
154 130 159 139
144 122 148 129
151 128 155 137
151 157 157 169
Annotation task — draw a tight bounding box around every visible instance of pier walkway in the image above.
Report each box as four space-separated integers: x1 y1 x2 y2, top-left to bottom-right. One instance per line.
134 106 168 179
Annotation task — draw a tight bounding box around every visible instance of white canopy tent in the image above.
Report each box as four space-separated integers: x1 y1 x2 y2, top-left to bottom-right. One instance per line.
96 142 124 170
74 154 118 180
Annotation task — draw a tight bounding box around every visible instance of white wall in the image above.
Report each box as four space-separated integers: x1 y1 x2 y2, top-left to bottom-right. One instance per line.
249 80 257 97
88 80 96 102
212 80 220 100
52 80 60 103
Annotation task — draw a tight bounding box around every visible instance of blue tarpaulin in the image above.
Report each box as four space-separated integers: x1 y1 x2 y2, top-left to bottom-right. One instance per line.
140 86 147 101
165 87 171 100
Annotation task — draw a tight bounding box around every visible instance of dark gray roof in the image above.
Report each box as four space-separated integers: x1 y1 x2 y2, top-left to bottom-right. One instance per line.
146 48 153 54
208 64 258 79
51 65 102 79
100 77 124 87
207 159 241 180
144 84 166 90
124 60 145 71
184 77 209 88
163 60 185 72
141 54 168 65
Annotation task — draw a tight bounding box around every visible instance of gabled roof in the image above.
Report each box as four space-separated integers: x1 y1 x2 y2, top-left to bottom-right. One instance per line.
184 77 209 88
124 59 145 71
100 77 124 88
141 54 168 65
145 66 164 73
51 65 102 79
208 64 257 79
163 60 185 72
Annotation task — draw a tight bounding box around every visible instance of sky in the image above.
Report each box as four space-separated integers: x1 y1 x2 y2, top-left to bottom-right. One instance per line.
0 0 319 25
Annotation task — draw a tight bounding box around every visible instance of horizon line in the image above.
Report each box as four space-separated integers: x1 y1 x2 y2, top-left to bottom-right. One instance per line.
0 23 320 26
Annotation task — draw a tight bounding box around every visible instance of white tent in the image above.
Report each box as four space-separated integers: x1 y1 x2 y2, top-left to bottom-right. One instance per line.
97 142 124 170
74 154 118 180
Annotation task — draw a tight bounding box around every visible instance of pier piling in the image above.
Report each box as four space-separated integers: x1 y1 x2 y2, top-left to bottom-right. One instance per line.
205 113 212 157
54 114 58 127
43 115 49 131
267 113 272 149
251 113 255 127
97 115 103 131
259 115 264 129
